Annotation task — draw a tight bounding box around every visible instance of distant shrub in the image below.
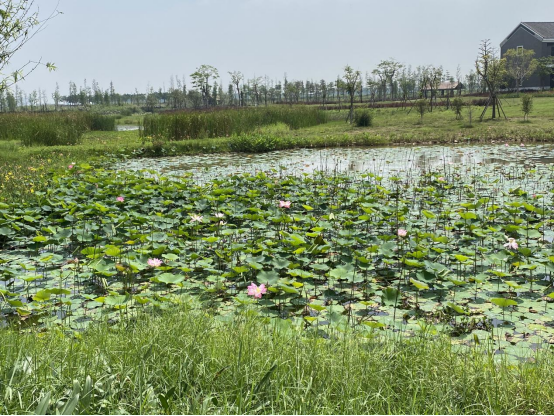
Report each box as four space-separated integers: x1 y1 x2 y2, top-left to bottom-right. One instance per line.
229 133 278 153
471 98 488 107
354 109 373 127
451 97 464 120
82 113 116 131
414 99 428 121
120 106 141 117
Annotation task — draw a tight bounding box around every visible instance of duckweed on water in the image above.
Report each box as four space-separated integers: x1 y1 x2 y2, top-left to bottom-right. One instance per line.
1 144 554 362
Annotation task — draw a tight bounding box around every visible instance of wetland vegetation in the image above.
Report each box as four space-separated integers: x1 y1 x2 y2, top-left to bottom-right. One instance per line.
2 99 554 413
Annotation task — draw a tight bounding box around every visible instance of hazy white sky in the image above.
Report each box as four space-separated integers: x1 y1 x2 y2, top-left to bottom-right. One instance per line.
7 0 554 96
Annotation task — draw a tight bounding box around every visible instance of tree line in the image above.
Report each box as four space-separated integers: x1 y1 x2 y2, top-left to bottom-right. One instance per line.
1 42 553 114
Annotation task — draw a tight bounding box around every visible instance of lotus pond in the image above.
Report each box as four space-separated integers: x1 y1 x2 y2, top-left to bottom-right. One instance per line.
2 144 554 361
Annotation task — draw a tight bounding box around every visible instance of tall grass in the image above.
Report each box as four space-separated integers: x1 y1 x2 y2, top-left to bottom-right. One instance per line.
0 308 552 414
0 112 116 146
140 106 327 141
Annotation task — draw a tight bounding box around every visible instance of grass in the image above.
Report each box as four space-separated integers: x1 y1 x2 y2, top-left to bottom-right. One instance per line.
1 307 553 414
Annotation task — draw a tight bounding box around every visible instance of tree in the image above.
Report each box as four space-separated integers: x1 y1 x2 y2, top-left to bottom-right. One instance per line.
503 48 537 91
52 82 60 110
374 59 403 101
228 71 243 106
190 64 219 107
0 1 60 92
475 40 506 120
521 95 533 121
451 97 464 120
415 99 428 122
536 56 554 90
342 65 361 124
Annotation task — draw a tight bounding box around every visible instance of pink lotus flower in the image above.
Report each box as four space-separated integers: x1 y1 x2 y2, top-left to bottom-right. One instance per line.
68 164 74 169
190 214 203 222
147 258 162 267
504 238 518 250
247 282 267 298
438 177 445 182
116 196 124 202
279 200 291 208
397 229 407 237
520 143 525 147
505 143 509 147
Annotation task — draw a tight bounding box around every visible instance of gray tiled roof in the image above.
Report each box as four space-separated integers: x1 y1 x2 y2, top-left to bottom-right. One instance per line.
522 22 554 39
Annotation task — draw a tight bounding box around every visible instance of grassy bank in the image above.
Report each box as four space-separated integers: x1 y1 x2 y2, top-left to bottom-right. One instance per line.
1 308 552 415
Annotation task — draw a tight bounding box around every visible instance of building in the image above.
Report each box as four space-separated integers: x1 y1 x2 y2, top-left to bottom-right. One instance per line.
500 22 554 89
422 81 464 97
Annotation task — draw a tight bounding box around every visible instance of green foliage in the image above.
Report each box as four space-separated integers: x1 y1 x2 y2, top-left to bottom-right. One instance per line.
451 97 464 120
0 112 115 146
82 113 116 131
521 95 533 121
0 113 85 146
140 106 327 141
0 1 60 92
229 132 279 153
414 99 428 121
354 109 373 127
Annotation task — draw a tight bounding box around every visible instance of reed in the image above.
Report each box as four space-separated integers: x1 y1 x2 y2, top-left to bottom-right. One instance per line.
140 106 327 141
0 112 115 146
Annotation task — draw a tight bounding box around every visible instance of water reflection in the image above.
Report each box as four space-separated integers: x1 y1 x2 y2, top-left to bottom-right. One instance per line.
117 144 554 181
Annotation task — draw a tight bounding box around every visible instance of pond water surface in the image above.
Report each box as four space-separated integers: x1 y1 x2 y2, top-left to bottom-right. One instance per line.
118 143 554 181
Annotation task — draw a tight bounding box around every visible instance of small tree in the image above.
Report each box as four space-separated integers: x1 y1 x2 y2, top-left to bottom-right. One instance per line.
415 99 428 122
451 97 464 120
342 65 361 124
521 95 533 121
475 40 506 120
466 102 474 127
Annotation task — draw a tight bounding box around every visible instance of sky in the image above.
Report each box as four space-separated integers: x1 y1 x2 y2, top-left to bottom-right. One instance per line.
6 0 554 97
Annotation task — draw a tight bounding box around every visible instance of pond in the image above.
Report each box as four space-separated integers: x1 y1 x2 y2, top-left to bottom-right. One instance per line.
2 142 554 362
115 124 140 131
118 143 554 182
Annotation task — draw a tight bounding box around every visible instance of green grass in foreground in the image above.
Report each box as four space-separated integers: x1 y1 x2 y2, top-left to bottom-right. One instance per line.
0 308 552 415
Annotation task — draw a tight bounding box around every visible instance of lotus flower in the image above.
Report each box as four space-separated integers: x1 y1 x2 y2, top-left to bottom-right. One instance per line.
147 258 162 267
279 200 291 208
397 229 407 237
116 196 124 202
190 214 203 222
247 283 267 298
503 238 518 250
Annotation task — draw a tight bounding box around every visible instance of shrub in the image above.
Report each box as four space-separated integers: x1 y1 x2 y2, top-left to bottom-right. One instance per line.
82 113 116 131
521 95 533 121
229 133 279 153
451 97 464 120
414 99 428 122
354 109 373 127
